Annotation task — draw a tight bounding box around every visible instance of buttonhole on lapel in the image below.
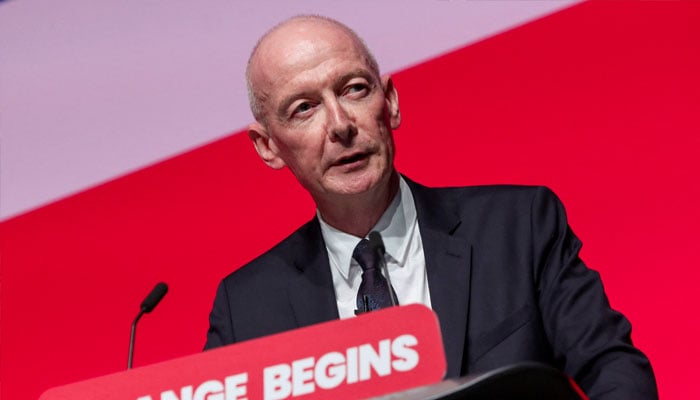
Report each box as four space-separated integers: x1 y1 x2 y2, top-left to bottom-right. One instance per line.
448 221 462 235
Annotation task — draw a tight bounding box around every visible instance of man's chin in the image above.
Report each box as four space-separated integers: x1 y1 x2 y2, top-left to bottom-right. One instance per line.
326 182 375 197
322 170 392 197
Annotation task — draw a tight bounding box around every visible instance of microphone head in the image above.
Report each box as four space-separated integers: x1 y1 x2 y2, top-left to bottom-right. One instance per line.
368 231 386 255
140 282 168 313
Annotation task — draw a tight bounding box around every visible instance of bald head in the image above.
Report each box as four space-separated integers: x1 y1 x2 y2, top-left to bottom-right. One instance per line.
246 15 380 123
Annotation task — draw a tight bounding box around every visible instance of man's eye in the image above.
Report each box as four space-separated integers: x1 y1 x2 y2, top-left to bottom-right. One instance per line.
293 102 313 115
346 84 367 94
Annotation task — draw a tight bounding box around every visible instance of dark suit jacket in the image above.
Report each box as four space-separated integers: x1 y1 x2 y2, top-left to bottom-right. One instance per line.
205 179 657 399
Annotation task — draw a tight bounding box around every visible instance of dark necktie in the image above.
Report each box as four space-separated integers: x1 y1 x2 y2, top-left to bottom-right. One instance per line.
353 238 399 314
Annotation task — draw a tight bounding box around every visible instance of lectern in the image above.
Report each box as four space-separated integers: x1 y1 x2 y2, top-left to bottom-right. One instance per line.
40 305 586 400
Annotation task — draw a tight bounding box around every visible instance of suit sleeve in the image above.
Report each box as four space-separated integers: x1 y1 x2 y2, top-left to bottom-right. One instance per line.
204 279 236 350
531 187 657 399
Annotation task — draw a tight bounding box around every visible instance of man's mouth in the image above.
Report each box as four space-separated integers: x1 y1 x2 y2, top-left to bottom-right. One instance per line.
334 152 368 166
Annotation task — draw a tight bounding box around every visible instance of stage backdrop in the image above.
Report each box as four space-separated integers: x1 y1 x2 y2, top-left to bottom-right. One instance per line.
1 1 698 399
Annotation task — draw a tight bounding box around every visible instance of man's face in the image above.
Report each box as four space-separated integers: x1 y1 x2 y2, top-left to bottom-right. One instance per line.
247 21 401 203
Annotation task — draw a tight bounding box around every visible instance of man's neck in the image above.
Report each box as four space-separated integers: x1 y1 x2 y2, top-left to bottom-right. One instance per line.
316 172 400 238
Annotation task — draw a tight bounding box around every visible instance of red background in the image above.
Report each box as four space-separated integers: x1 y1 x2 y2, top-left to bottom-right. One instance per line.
1 2 698 399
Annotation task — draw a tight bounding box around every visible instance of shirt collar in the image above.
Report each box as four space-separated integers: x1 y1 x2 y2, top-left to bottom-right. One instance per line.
318 176 418 281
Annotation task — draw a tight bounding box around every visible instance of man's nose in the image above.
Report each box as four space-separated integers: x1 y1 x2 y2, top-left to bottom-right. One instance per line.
326 99 356 143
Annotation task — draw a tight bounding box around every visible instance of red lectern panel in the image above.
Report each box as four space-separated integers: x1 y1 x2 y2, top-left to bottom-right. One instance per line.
41 304 446 400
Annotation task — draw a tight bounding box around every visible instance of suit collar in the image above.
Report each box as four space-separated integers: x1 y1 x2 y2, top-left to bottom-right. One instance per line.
317 176 417 282
406 177 473 378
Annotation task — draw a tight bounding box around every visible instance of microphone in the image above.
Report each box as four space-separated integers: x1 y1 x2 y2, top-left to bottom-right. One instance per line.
368 231 397 307
140 282 168 313
128 282 168 369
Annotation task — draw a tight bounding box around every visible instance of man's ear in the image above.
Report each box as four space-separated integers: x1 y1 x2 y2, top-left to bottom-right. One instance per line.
382 75 401 129
248 122 286 170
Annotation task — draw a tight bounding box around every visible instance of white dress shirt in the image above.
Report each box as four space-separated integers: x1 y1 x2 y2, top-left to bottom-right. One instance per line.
318 177 432 319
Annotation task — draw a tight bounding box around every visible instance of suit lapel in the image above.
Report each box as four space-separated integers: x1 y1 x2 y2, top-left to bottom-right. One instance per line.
408 178 473 378
286 219 340 328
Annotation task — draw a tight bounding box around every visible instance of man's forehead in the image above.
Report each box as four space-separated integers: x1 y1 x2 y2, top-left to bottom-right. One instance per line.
260 17 356 50
251 21 370 92
254 19 361 70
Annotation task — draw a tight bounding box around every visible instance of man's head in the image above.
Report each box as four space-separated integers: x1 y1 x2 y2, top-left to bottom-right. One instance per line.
246 15 401 208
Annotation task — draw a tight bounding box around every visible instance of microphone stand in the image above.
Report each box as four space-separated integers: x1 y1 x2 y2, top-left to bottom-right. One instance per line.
370 231 397 307
379 252 397 307
127 310 146 369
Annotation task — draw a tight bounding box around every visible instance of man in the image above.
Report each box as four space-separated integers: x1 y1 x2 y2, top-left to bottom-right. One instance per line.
205 15 657 398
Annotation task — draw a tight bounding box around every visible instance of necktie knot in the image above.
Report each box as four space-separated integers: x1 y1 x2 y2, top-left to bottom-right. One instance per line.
352 238 378 272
